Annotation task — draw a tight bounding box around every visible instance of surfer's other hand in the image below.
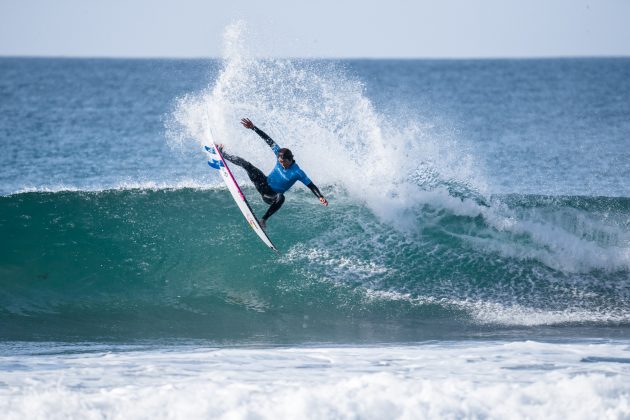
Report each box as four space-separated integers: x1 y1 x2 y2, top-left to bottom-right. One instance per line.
241 118 254 129
320 197 329 206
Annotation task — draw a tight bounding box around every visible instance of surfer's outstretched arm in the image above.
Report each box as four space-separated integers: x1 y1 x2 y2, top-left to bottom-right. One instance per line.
307 182 329 206
241 118 279 152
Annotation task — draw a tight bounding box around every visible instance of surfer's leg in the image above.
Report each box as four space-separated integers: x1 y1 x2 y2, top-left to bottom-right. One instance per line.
222 152 272 196
261 193 285 222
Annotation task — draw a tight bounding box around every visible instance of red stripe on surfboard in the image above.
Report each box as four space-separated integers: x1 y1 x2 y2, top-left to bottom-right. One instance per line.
207 143 278 252
214 144 246 201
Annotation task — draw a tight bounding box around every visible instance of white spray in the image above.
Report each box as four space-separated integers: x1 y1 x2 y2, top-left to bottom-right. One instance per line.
167 21 630 274
168 21 484 230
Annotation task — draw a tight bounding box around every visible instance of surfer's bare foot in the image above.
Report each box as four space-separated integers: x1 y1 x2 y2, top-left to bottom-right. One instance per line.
259 218 266 229
217 143 224 152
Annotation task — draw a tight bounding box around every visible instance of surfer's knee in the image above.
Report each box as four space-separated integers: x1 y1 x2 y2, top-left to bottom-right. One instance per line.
262 192 284 205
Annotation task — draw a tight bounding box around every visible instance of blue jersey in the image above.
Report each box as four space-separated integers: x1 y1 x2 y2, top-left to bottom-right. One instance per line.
267 144 312 193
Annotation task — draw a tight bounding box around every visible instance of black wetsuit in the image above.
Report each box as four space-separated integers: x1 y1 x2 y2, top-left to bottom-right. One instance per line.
222 126 325 222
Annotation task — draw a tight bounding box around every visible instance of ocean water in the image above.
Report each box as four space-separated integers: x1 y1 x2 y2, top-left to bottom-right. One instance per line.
2 25 630 418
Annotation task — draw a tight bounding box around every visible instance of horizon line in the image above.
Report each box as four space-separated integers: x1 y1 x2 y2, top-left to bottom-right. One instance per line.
1 53 630 61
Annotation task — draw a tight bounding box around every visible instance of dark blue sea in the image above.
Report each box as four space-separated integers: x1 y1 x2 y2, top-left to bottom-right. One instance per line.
1 31 629 417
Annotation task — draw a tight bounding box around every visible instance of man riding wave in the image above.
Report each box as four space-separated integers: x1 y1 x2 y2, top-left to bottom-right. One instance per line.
219 118 328 228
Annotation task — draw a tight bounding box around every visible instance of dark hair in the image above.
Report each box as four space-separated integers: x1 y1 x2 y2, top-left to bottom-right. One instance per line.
278 148 293 161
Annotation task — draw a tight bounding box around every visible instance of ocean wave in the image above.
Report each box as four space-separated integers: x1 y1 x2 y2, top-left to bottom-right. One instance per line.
1 189 629 341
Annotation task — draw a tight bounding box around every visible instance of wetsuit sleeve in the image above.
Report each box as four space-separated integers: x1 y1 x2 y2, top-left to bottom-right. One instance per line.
306 182 324 199
297 169 312 186
252 126 281 155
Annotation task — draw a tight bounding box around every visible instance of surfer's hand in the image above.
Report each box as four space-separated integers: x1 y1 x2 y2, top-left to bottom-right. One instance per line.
241 118 254 129
320 197 328 206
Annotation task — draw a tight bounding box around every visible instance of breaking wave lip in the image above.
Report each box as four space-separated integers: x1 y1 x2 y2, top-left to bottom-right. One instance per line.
6 179 227 196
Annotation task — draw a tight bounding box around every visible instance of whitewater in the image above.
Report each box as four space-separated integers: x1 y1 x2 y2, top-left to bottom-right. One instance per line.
1 22 630 418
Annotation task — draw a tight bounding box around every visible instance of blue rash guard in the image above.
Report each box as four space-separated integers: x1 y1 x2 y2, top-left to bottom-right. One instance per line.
222 124 325 222
267 144 312 193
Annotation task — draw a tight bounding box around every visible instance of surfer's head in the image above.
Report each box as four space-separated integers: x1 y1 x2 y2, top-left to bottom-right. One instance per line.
278 148 294 168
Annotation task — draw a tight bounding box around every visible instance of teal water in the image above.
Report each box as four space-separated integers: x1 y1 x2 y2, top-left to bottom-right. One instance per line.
1 54 629 343
2 24 630 418
1 189 628 341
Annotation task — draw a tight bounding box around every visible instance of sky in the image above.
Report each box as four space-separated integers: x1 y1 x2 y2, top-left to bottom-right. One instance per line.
1 0 629 58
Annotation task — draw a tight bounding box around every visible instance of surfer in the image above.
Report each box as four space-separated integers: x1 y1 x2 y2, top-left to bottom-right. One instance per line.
219 118 328 228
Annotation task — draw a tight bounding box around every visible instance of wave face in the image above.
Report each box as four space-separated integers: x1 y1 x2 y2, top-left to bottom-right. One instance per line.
2 189 629 342
2 24 629 343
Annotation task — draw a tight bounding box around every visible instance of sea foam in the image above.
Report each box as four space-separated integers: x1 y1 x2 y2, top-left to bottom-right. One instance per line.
2 342 629 419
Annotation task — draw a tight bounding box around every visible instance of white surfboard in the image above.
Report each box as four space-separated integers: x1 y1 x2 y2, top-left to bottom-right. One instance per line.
204 142 278 252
